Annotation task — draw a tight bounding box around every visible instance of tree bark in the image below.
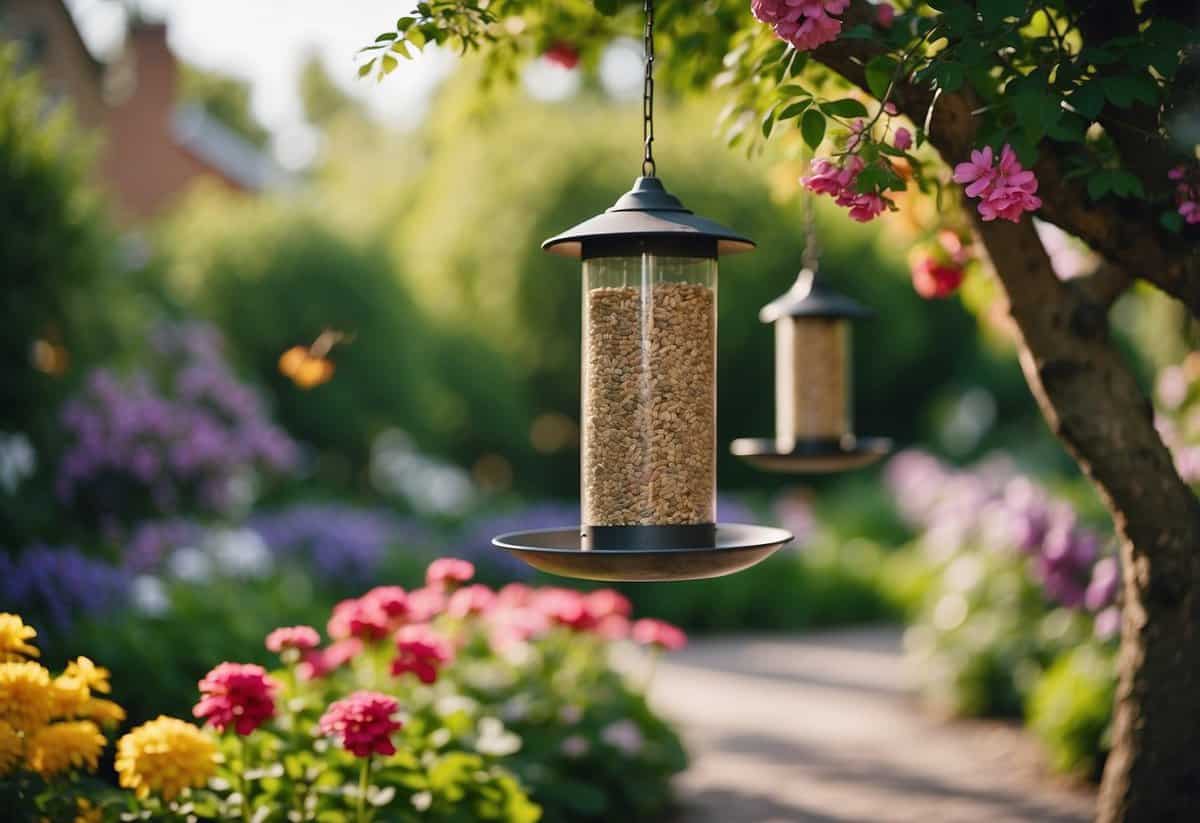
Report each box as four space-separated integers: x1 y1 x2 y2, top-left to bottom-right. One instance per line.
970 217 1200 823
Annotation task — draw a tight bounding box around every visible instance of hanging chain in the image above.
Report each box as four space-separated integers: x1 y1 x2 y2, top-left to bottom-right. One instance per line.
642 0 656 177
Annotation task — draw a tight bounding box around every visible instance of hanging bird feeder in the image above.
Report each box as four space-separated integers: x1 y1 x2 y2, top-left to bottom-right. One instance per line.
492 0 792 582
731 191 891 473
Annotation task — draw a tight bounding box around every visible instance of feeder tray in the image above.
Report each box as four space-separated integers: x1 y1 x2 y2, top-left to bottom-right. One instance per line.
492 523 793 582
730 435 892 474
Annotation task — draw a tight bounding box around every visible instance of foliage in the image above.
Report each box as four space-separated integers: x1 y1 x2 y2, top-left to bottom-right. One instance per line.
1027 643 1116 779
180 64 272 149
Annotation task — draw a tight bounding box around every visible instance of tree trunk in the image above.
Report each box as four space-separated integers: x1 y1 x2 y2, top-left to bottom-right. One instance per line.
970 216 1200 822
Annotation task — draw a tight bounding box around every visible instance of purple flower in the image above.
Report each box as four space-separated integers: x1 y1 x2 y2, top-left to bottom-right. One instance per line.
1084 556 1120 612
0 546 129 631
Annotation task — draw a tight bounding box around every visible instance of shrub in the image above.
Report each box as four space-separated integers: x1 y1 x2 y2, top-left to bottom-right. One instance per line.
1027 645 1116 779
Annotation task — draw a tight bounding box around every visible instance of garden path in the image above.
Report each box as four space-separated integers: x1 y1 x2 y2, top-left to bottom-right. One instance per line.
636 627 1096 823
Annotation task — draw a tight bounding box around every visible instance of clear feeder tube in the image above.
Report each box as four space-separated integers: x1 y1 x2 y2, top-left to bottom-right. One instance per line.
581 253 717 548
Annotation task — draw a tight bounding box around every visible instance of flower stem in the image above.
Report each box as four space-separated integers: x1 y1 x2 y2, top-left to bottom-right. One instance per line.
357 756 371 823
239 735 252 823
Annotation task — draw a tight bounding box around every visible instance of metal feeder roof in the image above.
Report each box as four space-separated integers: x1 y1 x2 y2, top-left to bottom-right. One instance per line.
759 268 873 323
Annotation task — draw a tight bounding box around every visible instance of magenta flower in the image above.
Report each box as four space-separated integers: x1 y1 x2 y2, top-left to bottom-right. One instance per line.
327 597 390 642
319 691 402 757
265 625 320 654
631 618 687 651
585 589 632 620
426 557 475 589
802 156 889 222
446 584 497 618
405 586 447 622
875 3 895 27
193 662 279 735
1171 166 1200 224
391 624 454 684
533 587 597 631
362 586 409 620
752 0 849 51
953 144 1042 222
893 127 912 152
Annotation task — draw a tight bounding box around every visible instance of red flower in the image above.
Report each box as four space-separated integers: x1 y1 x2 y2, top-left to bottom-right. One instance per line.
265 625 320 654
391 624 454 684
542 41 580 70
362 586 409 620
319 691 402 758
446 584 496 618
631 619 687 651
533 587 596 630
910 257 965 298
193 662 278 735
426 557 475 590
327 597 390 642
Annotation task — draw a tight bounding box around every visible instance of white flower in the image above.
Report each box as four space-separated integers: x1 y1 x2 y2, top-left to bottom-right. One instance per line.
560 734 590 759
131 574 170 616
475 717 521 757
206 528 273 579
601 719 644 756
167 546 213 583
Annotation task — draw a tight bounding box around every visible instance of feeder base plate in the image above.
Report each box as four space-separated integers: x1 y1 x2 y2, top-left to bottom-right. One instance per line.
492 523 793 582
730 436 892 474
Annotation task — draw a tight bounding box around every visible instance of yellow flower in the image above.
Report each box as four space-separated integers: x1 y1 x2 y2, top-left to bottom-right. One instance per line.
75 798 102 823
24 721 105 778
116 716 216 801
80 697 126 728
0 614 39 661
64 657 111 694
49 674 90 720
0 720 21 776
0 661 53 732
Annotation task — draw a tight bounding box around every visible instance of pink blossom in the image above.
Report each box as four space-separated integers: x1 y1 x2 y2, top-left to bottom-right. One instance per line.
910 257 965 299
585 589 632 620
496 583 535 607
631 618 687 651
391 623 454 684
883 102 898 116
362 586 409 620
406 586 447 622
875 3 895 27
953 144 1041 222
1181 201 1200 225
802 155 890 223
446 584 496 618
297 638 364 681
319 691 402 757
751 0 849 51
595 614 631 640
193 662 278 735
265 625 320 654
327 597 390 642
426 557 475 589
533 587 596 630
487 606 550 651
1094 607 1121 641
893 127 912 152
1168 165 1187 181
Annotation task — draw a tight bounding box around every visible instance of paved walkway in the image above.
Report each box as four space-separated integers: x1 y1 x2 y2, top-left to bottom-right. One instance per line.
638 627 1096 823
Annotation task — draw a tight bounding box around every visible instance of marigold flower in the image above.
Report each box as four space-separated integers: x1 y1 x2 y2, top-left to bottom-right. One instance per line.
265 625 321 654
0 720 21 776
81 697 126 728
49 673 91 719
446 584 497 618
631 618 687 651
63 657 111 694
426 557 475 589
0 661 53 732
74 798 102 823
193 662 278 735
319 691 402 757
392 624 454 684
0 613 39 661
116 716 216 801
24 720 105 778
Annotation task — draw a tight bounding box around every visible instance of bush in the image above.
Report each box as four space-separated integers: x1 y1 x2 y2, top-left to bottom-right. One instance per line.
1027 645 1115 779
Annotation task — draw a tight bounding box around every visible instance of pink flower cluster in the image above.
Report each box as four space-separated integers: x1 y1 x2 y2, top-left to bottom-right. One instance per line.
909 230 972 299
319 691 403 758
751 0 848 51
1169 165 1200 225
803 156 888 222
328 586 410 641
193 662 279 735
392 624 454 683
265 625 320 654
631 619 688 651
426 557 475 589
952 144 1042 222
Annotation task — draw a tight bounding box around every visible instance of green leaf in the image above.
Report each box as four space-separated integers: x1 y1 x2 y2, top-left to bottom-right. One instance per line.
778 100 812 120
979 0 1027 28
841 24 876 40
1087 171 1113 200
593 0 621 14
1101 73 1158 108
1160 210 1184 233
357 58 376 78
801 108 826 150
1069 82 1105 119
381 54 399 75
866 56 898 101
1108 170 1145 198
819 98 869 118
375 32 397 42
933 61 965 93
761 106 778 139
396 17 414 31
776 84 811 98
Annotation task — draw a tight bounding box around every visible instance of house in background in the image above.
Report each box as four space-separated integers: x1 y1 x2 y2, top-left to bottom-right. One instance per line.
0 0 282 223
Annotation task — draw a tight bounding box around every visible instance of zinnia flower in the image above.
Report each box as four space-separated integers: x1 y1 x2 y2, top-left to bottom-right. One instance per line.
406 586 447 621
426 557 475 589
446 584 497 618
631 618 687 651
392 624 454 684
533 587 595 630
543 41 580 70
319 691 402 757
328 597 391 641
193 662 278 735
0 661 53 732
299 637 364 681
0 720 21 776
585 589 632 620
265 625 321 654
0 613 39 661
24 720 105 777
952 144 1041 222
752 0 849 51
116 716 216 801
362 586 409 620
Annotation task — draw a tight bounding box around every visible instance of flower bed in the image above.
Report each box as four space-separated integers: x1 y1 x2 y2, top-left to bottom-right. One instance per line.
0 558 687 822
